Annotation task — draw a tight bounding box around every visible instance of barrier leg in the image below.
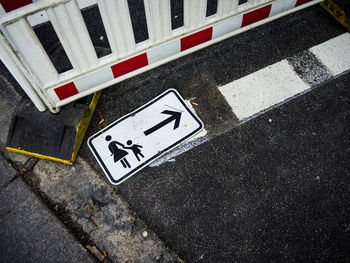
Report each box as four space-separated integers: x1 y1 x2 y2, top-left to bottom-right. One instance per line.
0 39 47 112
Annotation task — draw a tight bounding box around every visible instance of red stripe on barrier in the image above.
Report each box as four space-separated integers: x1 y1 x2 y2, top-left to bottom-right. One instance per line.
0 0 32 12
181 28 213 52
54 82 79 100
295 0 313 7
111 53 149 78
241 5 272 27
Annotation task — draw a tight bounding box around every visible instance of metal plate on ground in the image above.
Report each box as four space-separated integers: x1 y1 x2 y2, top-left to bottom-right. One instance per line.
88 89 203 185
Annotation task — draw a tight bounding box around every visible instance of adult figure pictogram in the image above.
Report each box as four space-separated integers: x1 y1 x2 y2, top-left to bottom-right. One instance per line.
105 135 130 168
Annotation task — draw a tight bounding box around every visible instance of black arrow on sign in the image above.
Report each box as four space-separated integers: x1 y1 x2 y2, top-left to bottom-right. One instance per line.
144 110 182 136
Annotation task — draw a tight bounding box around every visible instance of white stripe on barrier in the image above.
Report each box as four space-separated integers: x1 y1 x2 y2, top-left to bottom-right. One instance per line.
270 0 285 17
283 0 298 11
77 0 96 9
310 33 350 76
0 34 47 111
212 15 243 39
98 0 136 56
184 0 207 30
74 67 114 93
217 0 238 17
0 4 6 16
270 0 300 18
47 1 98 72
144 0 172 44
147 39 181 65
27 10 49 26
5 18 59 85
219 60 309 121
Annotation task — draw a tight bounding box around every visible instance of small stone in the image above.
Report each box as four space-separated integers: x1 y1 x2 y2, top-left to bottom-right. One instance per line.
99 36 104 40
86 245 105 261
268 119 272 123
315 176 320 181
142 231 148 238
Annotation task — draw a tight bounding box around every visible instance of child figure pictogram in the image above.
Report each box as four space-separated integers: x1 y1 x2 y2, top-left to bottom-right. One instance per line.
123 140 144 161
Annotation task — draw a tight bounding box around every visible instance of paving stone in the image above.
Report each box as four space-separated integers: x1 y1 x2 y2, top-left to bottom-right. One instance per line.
0 155 16 188
32 157 181 263
0 175 96 263
0 74 21 151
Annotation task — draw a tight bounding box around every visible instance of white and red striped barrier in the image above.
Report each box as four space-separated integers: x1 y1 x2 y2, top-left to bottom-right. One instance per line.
0 0 321 112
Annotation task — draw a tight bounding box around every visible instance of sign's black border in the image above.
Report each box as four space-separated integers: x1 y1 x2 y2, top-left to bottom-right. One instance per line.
88 89 203 185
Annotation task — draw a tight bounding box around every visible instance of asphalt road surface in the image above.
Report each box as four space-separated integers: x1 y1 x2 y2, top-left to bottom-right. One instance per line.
17 2 349 262
115 73 350 262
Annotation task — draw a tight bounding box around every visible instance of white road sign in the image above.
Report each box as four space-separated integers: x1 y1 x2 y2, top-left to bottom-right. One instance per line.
88 89 203 185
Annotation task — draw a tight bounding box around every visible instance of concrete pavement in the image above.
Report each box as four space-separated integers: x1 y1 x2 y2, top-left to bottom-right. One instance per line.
0 64 180 262
0 156 97 263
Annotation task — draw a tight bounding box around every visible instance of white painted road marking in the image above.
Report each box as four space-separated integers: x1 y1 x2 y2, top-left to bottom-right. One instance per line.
151 33 350 167
219 60 309 121
310 33 350 76
219 33 350 123
88 89 203 185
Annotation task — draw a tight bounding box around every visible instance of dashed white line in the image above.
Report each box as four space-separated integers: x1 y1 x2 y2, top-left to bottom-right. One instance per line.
310 33 350 76
219 60 309 121
151 33 350 167
219 33 350 122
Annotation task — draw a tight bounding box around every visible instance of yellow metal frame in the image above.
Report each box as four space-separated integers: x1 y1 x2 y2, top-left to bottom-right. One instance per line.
6 91 101 165
5 147 74 165
71 91 101 163
320 0 350 31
